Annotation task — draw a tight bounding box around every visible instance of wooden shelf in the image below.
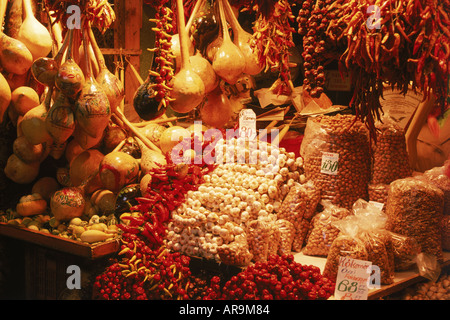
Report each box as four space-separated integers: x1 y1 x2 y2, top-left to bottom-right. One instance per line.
294 251 450 300
0 223 120 260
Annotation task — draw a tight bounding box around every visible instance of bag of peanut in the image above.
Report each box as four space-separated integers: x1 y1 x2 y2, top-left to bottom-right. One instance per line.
371 117 412 185
303 201 351 257
385 177 444 263
274 219 295 255
277 181 321 251
368 183 389 210
387 231 422 271
352 199 395 285
300 114 371 210
423 164 450 215
323 215 369 281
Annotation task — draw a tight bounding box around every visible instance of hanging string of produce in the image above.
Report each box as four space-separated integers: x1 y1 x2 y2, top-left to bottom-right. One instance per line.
45 0 116 34
249 0 297 96
296 0 450 140
134 0 175 120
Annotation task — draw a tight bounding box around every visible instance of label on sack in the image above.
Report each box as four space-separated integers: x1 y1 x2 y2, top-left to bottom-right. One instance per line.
239 109 257 140
321 152 339 175
335 257 372 300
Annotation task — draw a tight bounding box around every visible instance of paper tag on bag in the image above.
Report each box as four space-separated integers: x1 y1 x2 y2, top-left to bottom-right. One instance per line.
321 152 339 175
239 109 256 140
335 257 372 300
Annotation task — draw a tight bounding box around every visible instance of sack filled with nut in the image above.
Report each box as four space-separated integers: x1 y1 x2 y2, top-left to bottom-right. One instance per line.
440 215 450 251
371 117 412 185
303 201 352 257
300 114 371 210
275 219 296 255
277 182 320 252
368 183 389 210
246 219 272 262
386 177 444 263
423 164 450 215
352 199 395 285
323 215 369 281
387 231 422 271
217 234 253 266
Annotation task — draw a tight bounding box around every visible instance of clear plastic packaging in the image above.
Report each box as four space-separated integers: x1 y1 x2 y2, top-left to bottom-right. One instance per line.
275 219 295 255
300 114 371 209
423 164 450 215
277 183 320 252
246 219 272 262
386 177 444 263
388 231 422 271
303 201 351 257
323 215 369 281
371 117 412 185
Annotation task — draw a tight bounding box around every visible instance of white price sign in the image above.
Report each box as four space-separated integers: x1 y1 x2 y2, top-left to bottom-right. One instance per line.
239 109 256 140
321 152 339 175
335 257 372 300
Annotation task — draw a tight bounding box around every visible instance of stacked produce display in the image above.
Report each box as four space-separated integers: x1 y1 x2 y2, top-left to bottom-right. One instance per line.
0 0 449 301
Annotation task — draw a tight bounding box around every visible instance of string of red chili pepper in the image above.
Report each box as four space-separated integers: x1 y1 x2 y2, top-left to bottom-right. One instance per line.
250 0 297 96
147 3 176 110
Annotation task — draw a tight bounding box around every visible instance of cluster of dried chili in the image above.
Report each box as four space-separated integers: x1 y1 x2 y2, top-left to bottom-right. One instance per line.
93 237 194 300
45 0 116 33
146 3 176 110
250 0 297 96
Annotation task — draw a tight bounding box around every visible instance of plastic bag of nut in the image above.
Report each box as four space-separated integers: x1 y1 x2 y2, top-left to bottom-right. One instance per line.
323 215 369 281
368 183 389 210
303 201 351 257
440 215 450 251
423 164 450 215
352 199 395 285
246 219 272 262
385 177 444 263
275 219 295 255
217 234 253 266
371 117 412 185
300 114 371 210
277 181 321 251
387 231 422 271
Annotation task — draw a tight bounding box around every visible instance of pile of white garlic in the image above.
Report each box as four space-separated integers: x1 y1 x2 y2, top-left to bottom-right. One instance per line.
402 273 450 300
165 137 307 263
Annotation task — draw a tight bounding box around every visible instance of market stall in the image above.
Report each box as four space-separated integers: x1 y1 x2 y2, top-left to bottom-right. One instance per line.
0 0 449 301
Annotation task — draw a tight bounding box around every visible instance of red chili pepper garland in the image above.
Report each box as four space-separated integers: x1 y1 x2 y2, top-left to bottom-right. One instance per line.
147 3 176 110
250 0 297 96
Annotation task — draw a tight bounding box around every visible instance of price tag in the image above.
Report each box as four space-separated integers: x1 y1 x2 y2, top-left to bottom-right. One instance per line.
335 257 372 300
368 201 384 212
321 152 339 175
239 109 256 140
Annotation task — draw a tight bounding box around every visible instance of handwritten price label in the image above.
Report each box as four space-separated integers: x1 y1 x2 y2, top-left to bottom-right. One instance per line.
321 152 339 175
335 257 372 300
239 109 256 140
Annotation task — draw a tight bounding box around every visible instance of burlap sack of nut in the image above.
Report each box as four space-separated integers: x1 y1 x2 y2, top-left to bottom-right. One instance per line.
385 177 444 263
303 201 351 257
300 114 371 210
371 118 412 185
